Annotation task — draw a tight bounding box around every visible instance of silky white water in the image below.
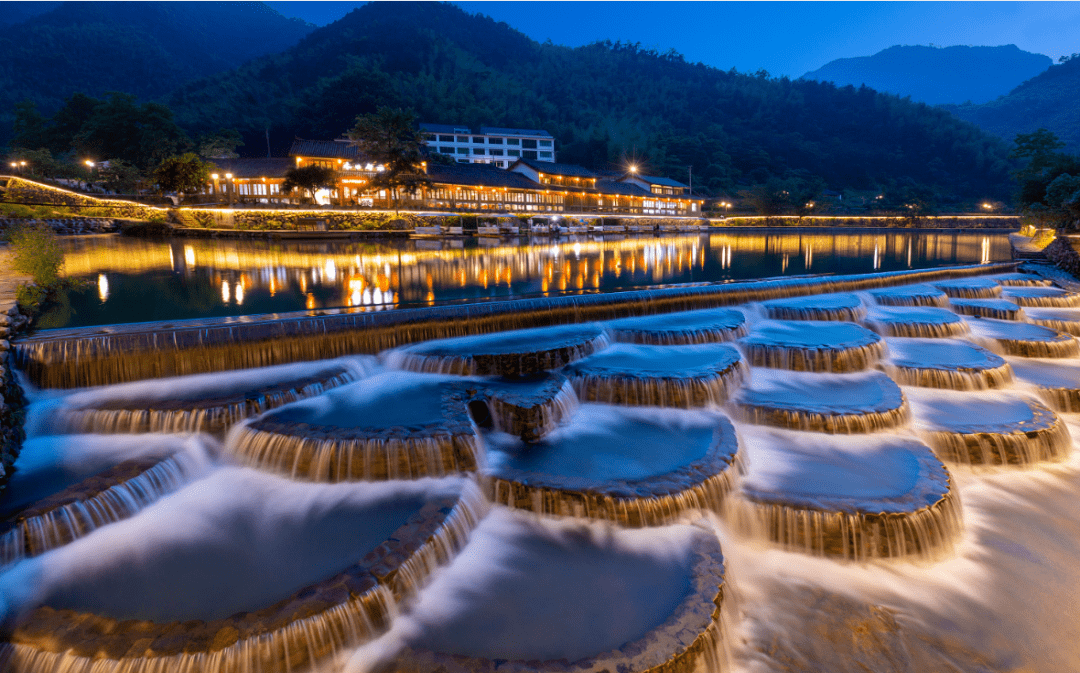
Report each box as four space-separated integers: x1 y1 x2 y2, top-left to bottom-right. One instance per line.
3 267 1080 672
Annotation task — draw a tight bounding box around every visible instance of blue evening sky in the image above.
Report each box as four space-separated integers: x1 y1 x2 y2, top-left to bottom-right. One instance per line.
265 1 1080 77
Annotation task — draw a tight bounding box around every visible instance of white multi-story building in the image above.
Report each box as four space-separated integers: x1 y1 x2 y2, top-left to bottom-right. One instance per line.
419 124 556 168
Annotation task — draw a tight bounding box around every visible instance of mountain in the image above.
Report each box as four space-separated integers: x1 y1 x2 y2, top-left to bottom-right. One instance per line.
0 2 314 141
163 2 1013 201
943 56 1080 154
802 45 1052 106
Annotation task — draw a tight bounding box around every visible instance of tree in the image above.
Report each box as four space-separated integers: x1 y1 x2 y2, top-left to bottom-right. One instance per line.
197 128 244 159
73 93 190 170
1011 129 1080 222
1011 128 1066 180
11 99 47 151
347 107 430 211
153 153 212 202
1044 173 1080 228
43 93 102 155
97 159 142 194
281 164 337 203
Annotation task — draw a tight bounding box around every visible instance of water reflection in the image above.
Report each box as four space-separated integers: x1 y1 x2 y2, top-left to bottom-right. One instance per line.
42 231 1013 329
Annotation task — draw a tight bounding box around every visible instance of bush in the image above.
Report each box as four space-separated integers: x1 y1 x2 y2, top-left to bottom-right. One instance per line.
15 283 48 312
5 222 64 285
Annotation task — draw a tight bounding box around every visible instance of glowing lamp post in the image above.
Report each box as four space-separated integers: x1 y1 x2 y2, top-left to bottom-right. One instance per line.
225 173 234 206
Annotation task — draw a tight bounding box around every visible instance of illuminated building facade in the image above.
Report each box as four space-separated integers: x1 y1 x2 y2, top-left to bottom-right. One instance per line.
205 139 705 215
419 124 556 167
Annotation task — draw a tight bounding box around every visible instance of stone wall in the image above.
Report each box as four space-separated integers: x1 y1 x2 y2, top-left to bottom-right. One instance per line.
2 177 163 220
1045 236 1080 278
715 215 1021 229
0 218 119 235
0 307 30 497
177 210 712 232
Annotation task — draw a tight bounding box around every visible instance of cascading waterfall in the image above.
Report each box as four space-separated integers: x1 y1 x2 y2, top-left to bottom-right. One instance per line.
1010 360 1080 413
740 321 886 372
1026 309 1080 336
948 298 1025 321
883 338 1015 390
1000 287 1080 308
393 325 611 377
967 320 1079 359
2 481 488 673
732 371 910 435
13 263 1018 389
13 260 1080 673
863 306 970 339
933 279 1003 299
726 429 962 561
726 495 963 561
484 408 743 528
0 453 198 566
229 427 481 482
52 366 359 435
761 293 868 322
910 392 1072 466
566 343 748 408
869 284 950 307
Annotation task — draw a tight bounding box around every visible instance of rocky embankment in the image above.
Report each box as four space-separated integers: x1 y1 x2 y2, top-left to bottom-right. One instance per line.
1045 235 1080 279
0 218 119 235
0 247 32 495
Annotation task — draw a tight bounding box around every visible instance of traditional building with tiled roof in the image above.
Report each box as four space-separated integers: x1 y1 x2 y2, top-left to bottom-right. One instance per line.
198 139 704 215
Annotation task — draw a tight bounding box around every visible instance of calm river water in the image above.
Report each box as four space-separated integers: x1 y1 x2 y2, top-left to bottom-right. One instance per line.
40 229 1013 329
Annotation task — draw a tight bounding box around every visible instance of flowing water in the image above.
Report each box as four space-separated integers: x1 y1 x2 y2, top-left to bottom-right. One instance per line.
9 265 1080 672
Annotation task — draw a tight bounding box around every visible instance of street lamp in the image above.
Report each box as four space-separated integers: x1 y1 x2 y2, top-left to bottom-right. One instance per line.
84 160 94 168
225 173 234 206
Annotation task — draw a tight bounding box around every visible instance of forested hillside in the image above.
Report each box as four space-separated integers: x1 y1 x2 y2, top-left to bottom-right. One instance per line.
0 2 313 140
164 2 1014 201
803 45 1051 106
944 56 1080 154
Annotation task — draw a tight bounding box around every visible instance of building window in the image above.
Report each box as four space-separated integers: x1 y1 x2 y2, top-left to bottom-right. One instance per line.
539 140 553 147
652 186 662 194
508 149 520 157
523 150 538 160
539 151 552 159
488 137 503 145
496 161 506 168
438 135 455 142
473 147 486 155
456 136 469 143
507 138 520 145
490 149 504 156
473 136 485 143
458 158 470 163
439 147 453 154
522 139 538 149
455 148 468 155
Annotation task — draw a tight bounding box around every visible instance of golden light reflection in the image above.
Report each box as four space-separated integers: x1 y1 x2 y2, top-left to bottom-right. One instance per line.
97 274 109 302
56 231 1012 313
